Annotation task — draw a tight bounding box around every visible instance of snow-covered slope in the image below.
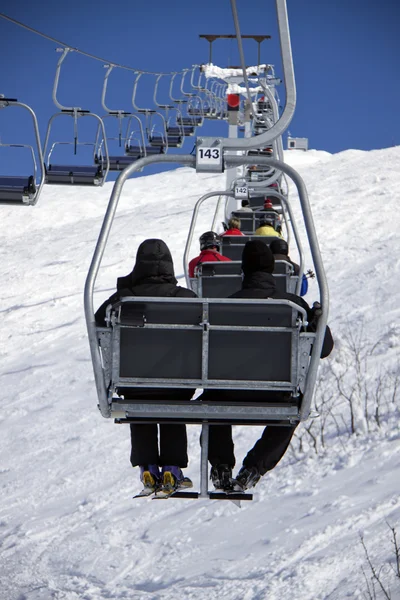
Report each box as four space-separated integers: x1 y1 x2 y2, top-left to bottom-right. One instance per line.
1 147 399 600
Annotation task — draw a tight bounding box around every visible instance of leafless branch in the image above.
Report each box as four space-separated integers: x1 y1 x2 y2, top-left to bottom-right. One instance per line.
361 535 392 600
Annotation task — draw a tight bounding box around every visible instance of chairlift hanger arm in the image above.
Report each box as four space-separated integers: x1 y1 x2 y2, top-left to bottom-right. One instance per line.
101 64 131 115
153 74 174 111
169 72 184 103
217 83 227 99
52 47 83 111
217 0 295 149
125 113 147 155
190 67 206 91
258 84 284 161
131 72 148 112
180 69 196 97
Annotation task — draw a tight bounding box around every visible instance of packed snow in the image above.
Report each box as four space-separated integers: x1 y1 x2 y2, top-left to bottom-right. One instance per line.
204 64 271 78
1 147 400 599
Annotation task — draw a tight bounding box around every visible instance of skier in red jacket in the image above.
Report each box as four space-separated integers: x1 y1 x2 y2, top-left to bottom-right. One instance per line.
188 231 231 277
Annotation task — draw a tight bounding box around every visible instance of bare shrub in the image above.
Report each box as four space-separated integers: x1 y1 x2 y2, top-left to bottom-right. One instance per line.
361 525 400 599
292 323 400 455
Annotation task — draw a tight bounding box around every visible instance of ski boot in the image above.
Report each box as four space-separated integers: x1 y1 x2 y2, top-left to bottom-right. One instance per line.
134 464 161 497
233 466 260 491
155 466 193 498
210 464 233 492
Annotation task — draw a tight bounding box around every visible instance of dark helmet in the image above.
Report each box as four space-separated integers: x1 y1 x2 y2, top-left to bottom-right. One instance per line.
269 238 289 256
199 231 221 251
259 215 275 227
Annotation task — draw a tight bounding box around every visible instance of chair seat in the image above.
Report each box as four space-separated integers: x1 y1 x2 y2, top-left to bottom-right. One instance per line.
96 297 311 424
180 117 203 126
102 156 139 171
46 165 104 186
0 175 37 203
0 175 36 193
125 145 165 157
167 126 195 136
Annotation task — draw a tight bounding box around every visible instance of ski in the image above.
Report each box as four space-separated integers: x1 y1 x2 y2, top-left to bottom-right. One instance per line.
133 469 161 499
153 475 193 500
133 486 160 499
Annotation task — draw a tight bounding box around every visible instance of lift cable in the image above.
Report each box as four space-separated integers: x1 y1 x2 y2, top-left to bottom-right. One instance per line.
0 11 189 77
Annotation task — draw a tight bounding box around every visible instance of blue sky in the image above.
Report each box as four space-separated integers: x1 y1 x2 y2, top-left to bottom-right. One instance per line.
0 0 399 180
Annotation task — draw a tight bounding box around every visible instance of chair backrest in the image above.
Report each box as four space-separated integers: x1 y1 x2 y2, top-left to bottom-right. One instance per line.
193 260 297 297
231 211 256 234
230 211 282 234
248 195 283 212
197 261 243 276
99 297 312 396
221 235 278 261
274 259 298 294
195 261 243 298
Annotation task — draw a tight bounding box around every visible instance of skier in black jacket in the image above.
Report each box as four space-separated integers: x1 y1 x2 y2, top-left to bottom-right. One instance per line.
95 239 197 493
205 240 334 492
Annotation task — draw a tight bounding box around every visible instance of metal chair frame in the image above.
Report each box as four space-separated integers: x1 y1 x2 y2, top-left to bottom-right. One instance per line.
131 73 171 151
43 47 109 185
0 96 45 206
83 0 329 501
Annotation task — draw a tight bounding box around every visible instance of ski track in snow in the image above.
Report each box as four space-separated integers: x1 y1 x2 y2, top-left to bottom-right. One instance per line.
0 148 400 599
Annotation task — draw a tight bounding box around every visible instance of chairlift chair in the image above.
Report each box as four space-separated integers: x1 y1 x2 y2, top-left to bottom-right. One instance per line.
202 80 226 120
131 72 178 151
93 65 149 171
44 128 107 186
152 74 186 148
0 96 45 206
186 68 209 121
127 74 167 157
176 68 204 127
125 124 165 158
192 259 297 297
85 0 329 501
44 48 109 186
85 150 327 502
165 105 195 137
168 72 198 135
187 98 209 120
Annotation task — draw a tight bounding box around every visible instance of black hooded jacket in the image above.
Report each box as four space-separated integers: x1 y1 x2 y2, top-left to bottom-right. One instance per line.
230 271 333 359
95 239 196 325
231 271 308 308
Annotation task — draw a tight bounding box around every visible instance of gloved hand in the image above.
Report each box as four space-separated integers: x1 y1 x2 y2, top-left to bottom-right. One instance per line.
311 301 322 317
308 302 322 331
